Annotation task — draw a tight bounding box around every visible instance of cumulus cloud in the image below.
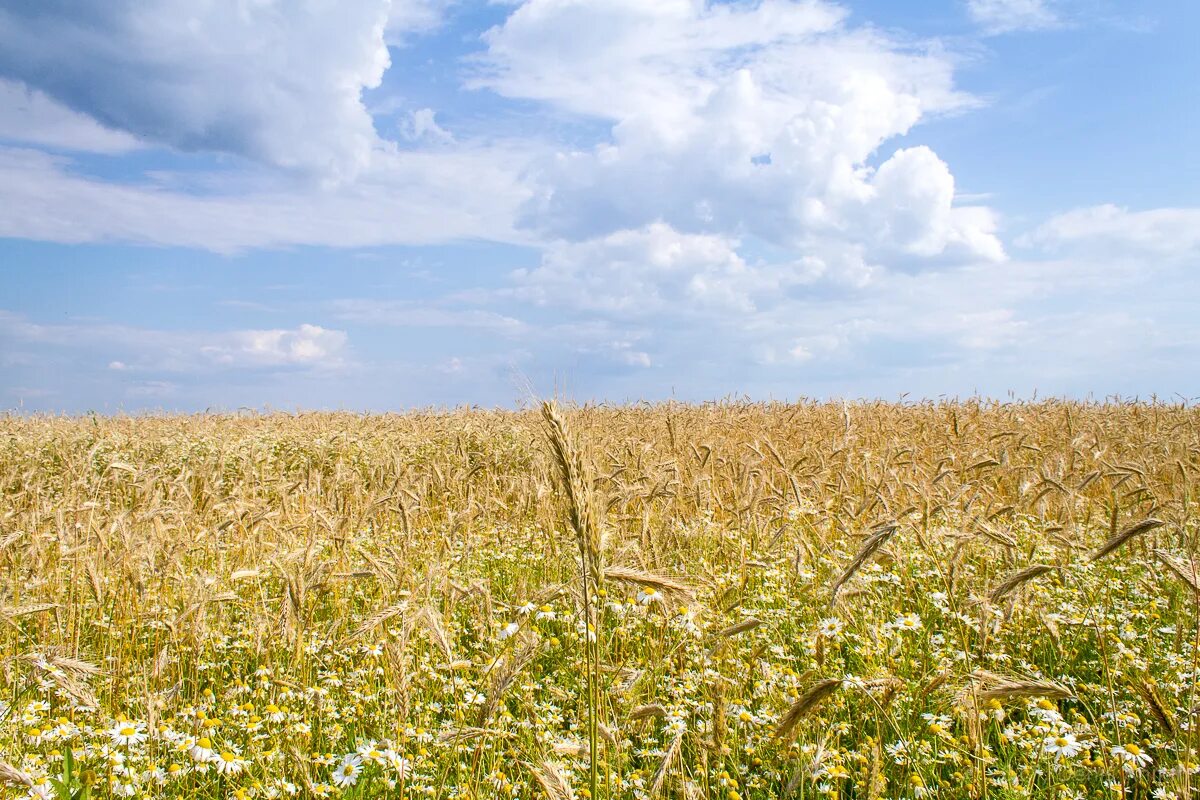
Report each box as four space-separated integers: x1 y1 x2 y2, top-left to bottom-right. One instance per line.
966 0 1059 34
0 78 141 153
1021 204 1200 259
510 223 825 316
474 0 1003 270
0 0 420 178
206 324 348 368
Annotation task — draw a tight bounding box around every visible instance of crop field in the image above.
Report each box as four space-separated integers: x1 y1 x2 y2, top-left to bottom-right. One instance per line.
1 401 1198 800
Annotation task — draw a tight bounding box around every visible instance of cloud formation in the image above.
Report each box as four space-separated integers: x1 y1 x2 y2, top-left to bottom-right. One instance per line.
476 0 1003 271
966 0 1059 33
510 223 823 316
0 0 409 178
0 145 530 252
0 312 349 372
0 78 142 153
1023 205 1200 259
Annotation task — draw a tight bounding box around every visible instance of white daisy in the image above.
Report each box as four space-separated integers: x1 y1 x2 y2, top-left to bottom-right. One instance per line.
332 754 362 788
214 749 248 775
109 721 148 747
818 617 843 638
637 586 663 605
1111 743 1152 771
1043 732 1083 759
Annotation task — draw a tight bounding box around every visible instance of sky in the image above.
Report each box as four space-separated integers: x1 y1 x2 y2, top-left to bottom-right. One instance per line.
1 0 1198 413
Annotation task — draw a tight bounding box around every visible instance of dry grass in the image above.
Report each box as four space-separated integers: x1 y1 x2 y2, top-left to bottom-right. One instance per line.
0 399 1198 799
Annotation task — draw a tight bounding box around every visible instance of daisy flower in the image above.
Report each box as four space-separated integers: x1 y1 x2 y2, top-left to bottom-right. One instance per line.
637 586 662 605
892 612 923 632
28 777 53 800
215 749 249 775
1044 732 1083 759
1111 743 1152 772
385 750 411 779
817 618 843 638
191 736 217 763
333 754 363 788
109 720 148 747
357 740 388 766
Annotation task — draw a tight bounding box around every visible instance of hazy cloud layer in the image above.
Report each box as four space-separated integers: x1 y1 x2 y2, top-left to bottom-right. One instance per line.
0 0 1196 409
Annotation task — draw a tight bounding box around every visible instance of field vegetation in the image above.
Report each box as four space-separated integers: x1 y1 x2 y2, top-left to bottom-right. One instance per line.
1 400 1198 800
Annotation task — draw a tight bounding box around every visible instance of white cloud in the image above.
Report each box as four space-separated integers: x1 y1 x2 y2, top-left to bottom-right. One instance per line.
401 109 455 143
0 312 349 372
206 324 348 368
0 145 531 252
385 0 456 41
510 222 823 315
1022 204 1200 259
474 0 1002 271
0 79 142 153
966 0 1059 33
0 0 437 178
869 146 1004 262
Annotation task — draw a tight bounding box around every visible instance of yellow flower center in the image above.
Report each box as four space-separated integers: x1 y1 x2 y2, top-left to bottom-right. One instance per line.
221 752 236 762
1125 744 1141 756
120 726 136 737
1055 738 1069 747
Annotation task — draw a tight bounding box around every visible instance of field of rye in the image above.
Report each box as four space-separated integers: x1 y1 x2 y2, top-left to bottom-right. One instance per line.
1 400 1198 800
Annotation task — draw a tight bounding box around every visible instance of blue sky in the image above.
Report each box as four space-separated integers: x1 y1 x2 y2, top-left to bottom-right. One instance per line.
1 0 1197 412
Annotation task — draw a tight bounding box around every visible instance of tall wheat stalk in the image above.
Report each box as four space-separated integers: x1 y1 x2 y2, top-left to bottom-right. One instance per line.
542 401 605 800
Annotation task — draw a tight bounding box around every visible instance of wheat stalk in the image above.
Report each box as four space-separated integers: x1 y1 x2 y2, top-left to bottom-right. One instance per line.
774 678 840 740
1089 518 1164 562
830 524 897 603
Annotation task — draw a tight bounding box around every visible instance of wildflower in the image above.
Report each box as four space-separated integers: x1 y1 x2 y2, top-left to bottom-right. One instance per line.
191 736 217 763
29 777 54 800
358 741 387 766
498 622 519 640
109 721 148 747
818 618 843 638
333 754 363 788
535 605 557 621
385 750 411 778
1111 743 1152 772
637 586 662 605
824 764 850 780
215 749 249 775
1044 733 1083 759
893 613 923 632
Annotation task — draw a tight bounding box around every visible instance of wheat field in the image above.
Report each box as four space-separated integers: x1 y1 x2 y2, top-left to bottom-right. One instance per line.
1 400 1198 800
